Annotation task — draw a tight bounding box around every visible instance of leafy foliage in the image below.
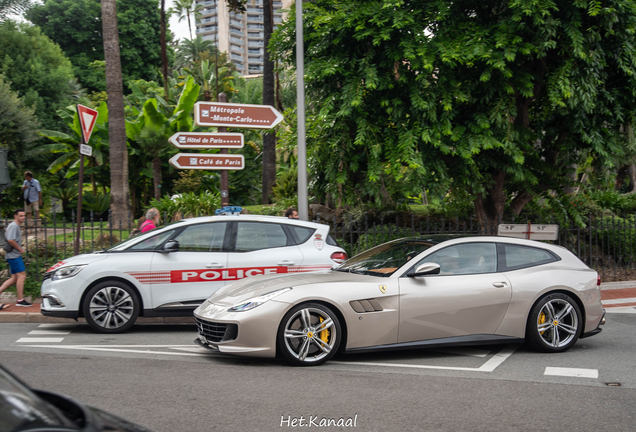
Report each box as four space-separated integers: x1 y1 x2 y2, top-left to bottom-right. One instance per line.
148 190 221 220
271 0 636 228
0 21 75 129
27 0 165 93
0 74 39 158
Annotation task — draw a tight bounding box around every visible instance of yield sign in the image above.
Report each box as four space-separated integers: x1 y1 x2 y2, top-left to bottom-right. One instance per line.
77 104 99 144
194 102 284 129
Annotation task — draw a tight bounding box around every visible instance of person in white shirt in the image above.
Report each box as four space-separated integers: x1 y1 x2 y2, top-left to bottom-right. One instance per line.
22 171 42 221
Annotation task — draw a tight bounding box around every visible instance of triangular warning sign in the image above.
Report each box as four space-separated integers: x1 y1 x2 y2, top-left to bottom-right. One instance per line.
77 104 99 144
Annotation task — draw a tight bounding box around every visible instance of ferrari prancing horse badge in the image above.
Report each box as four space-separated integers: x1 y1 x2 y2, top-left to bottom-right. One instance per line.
379 285 387 294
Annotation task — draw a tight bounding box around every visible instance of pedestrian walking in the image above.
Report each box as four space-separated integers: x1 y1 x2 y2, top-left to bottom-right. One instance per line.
22 171 42 221
0 209 31 309
140 208 160 233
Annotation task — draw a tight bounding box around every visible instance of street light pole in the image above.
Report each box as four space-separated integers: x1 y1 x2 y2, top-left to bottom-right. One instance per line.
296 0 308 220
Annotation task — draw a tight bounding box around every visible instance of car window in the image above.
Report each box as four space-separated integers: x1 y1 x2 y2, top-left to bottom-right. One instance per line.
289 226 315 244
418 243 497 275
128 230 176 251
235 222 288 252
500 244 557 270
174 222 228 252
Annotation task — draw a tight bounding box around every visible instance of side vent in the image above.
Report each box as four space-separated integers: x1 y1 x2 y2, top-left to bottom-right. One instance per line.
350 299 383 313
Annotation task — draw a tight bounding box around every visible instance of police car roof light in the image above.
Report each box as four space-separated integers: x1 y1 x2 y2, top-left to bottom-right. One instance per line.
215 206 243 216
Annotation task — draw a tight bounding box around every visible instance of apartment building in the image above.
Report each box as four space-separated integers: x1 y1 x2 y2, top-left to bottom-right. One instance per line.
195 0 292 75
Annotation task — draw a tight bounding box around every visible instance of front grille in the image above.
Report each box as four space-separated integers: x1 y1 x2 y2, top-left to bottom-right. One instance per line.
196 317 238 343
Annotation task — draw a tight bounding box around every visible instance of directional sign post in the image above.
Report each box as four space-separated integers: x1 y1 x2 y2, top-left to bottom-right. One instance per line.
169 153 245 170
194 102 284 129
169 132 244 149
75 104 99 255
192 98 283 206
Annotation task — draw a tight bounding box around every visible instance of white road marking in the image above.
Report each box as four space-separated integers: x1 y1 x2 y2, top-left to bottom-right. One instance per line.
16 338 65 343
331 345 518 372
28 330 71 335
605 307 636 314
17 345 215 357
37 324 77 328
433 347 491 358
602 297 636 305
544 367 599 379
171 347 215 353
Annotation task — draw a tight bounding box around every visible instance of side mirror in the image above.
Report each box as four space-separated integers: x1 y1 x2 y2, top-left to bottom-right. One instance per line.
160 240 179 253
410 262 440 277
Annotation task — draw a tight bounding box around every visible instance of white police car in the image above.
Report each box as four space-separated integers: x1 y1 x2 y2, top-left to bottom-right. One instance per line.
40 212 347 333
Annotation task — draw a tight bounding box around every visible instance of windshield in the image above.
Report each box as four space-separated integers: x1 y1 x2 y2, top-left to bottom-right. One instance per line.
336 239 437 277
105 220 186 252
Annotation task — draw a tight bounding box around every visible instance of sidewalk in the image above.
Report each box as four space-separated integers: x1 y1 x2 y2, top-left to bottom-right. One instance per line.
0 301 195 324
1 281 634 323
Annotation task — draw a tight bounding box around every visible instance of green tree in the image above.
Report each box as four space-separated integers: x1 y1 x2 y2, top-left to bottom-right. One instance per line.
272 0 636 229
0 74 39 163
0 21 75 129
26 0 165 94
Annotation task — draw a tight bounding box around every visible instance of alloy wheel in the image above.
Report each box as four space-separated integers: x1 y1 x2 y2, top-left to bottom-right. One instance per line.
283 307 338 363
89 286 135 330
536 298 579 348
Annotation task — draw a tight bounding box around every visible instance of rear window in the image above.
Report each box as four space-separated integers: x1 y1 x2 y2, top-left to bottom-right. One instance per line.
499 244 558 271
289 226 315 244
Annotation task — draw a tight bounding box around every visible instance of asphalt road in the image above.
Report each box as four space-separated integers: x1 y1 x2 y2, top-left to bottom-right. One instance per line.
1 311 635 432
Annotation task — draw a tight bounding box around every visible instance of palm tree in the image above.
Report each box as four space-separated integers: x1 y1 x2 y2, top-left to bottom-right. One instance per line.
101 0 131 228
174 36 216 69
172 0 202 40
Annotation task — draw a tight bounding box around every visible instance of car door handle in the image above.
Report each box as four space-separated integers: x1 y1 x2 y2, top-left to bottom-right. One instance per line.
492 282 508 288
205 263 224 268
277 261 295 266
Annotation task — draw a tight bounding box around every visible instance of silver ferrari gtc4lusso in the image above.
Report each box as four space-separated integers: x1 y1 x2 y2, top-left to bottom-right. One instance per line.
194 235 605 366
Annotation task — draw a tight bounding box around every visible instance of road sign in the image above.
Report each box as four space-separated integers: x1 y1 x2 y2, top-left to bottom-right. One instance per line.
77 104 99 144
169 132 244 149
498 224 559 241
194 102 284 129
79 144 92 157
169 153 245 170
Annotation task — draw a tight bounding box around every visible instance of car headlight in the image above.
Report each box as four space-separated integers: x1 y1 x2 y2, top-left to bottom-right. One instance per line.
228 287 293 312
51 265 86 281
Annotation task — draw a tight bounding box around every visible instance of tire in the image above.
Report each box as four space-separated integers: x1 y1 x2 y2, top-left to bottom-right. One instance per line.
277 303 341 366
526 292 582 353
82 281 140 334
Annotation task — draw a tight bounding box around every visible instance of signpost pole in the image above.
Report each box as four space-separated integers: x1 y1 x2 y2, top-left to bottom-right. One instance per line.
74 138 85 256
218 92 229 206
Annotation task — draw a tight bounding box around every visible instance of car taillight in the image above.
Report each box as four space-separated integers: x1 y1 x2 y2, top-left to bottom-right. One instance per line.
597 275 601 286
331 252 348 264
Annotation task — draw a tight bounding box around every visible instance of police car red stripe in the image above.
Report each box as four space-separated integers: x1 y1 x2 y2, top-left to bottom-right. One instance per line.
126 265 333 284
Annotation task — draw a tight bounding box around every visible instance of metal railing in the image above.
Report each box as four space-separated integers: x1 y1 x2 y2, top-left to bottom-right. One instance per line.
4 210 636 283
314 212 636 282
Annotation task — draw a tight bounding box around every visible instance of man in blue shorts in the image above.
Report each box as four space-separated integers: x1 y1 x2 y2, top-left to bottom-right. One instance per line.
0 209 31 309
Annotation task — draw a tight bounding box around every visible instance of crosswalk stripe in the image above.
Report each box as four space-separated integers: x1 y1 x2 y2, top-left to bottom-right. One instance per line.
28 330 71 335
544 367 598 378
16 338 65 343
602 297 636 305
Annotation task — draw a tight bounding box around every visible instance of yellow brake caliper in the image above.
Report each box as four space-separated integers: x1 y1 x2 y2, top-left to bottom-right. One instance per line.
319 317 330 343
539 312 546 335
